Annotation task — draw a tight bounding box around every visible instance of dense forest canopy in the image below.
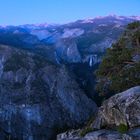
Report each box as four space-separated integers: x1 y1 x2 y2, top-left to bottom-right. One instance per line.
96 21 140 97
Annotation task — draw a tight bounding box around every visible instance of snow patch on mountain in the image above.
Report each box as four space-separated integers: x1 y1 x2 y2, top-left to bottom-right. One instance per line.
30 30 51 40
62 28 84 38
81 18 94 23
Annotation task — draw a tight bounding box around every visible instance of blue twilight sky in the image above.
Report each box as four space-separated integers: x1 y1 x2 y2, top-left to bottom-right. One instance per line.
0 0 140 25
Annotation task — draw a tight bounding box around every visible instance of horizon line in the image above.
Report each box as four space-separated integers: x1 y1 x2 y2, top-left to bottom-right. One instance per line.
0 14 140 27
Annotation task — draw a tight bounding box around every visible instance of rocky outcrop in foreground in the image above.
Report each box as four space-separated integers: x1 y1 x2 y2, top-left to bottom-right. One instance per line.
0 45 97 140
57 86 140 140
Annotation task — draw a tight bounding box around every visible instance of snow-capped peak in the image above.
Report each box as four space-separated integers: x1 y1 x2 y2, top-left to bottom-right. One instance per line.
129 16 140 20
81 18 94 23
0 25 8 28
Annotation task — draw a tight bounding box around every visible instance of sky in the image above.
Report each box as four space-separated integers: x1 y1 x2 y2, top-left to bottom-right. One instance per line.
0 0 140 25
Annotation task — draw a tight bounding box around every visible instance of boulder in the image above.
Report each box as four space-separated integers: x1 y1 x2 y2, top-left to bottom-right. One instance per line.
57 129 81 140
123 128 140 140
84 130 122 140
92 86 140 129
57 128 140 140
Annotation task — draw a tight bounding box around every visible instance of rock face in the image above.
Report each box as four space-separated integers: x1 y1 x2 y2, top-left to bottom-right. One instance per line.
57 128 140 140
55 39 82 63
83 130 122 140
57 129 81 140
123 128 140 140
0 45 97 140
58 130 123 140
92 86 140 129
57 86 140 140
62 28 85 38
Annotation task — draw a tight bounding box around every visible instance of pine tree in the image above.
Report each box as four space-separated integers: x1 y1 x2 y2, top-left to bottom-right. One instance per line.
95 21 140 98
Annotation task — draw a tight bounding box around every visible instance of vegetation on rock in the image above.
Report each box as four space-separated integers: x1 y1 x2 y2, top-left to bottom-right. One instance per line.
80 116 95 137
80 127 93 137
117 124 128 134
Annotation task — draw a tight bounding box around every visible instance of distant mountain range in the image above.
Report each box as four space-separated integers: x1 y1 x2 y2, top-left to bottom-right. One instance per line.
0 15 139 66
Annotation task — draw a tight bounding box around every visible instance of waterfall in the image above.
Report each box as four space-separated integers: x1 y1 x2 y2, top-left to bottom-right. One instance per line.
88 54 99 67
89 56 93 67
